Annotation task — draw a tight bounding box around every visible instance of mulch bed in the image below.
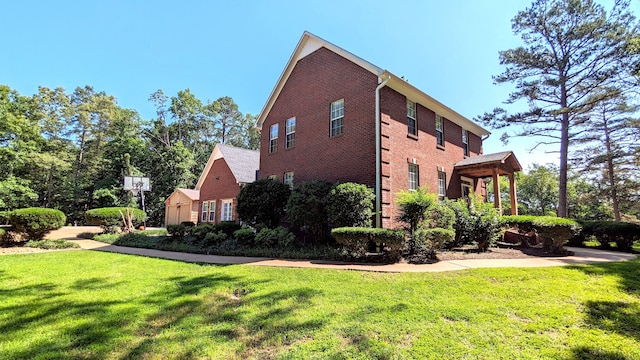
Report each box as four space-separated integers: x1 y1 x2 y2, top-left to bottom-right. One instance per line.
437 243 570 261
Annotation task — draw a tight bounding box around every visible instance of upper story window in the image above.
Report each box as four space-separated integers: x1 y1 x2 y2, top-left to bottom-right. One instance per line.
436 115 444 147
407 100 417 136
208 201 216 222
285 117 296 149
408 163 419 191
201 201 208 222
462 129 469 156
269 124 278 153
283 171 294 189
330 99 344 137
437 171 447 200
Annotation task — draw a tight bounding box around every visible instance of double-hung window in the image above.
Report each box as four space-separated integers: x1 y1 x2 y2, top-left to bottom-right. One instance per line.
437 171 447 200
330 99 344 137
462 129 469 156
221 200 233 222
201 201 208 222
208 201 216 222
436 115 444 147
283 171 294 189
285 118 296 149
269 124 278 153
407 100 417 136
408 163 419 191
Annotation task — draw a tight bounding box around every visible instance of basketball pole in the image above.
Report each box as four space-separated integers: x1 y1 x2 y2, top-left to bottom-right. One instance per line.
137 181 147 229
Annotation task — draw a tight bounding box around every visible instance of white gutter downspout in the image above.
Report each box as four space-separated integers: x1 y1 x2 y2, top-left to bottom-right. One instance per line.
375 75 391 228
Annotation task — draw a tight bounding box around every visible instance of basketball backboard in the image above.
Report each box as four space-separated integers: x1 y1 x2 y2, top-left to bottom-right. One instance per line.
123 176 151 191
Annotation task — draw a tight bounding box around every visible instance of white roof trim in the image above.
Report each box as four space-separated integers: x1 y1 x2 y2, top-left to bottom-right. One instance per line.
195 144 225 190
255 31 490 137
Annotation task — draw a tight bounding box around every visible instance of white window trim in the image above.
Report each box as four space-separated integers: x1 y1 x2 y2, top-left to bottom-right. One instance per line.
221 199 233 222
330 99 344 137
408 163 419 191
407 100 417 136
438 171 447 199
461 176 474 197
285 117 296 149
284 171 294 189
208 200 216 222
201 201 208 222
269 124 278 153
436 115 444 146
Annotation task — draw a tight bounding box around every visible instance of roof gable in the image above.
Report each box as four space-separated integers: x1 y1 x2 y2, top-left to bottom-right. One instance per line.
167 188 200 202
195 144 259 190
256 31 490 137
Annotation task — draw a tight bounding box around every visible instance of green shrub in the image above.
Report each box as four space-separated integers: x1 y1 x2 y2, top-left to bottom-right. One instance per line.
237 179 291 228
445 195 501 251
327 183 375 228
332 227 404 259
0 211 10 225
0 227 7 246
114 232 154 247
85 207 146 233
287 180 333 243
93 233 120 244
408 227 455 263
578 220 640 252
167 224 187 238
212 222 242 238
396 188 438 234
25 239 80 249
203 231 228 246
181 221 196 227
502 215 581 253
189 223 215 240
234 227 256 246
254 226 295 248
137 228 168 236
9 207 66 240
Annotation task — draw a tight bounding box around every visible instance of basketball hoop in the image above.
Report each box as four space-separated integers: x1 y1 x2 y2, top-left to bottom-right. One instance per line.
123 176 151 228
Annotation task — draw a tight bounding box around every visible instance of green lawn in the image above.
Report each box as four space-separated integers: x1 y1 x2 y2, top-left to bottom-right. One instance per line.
1 252 639 359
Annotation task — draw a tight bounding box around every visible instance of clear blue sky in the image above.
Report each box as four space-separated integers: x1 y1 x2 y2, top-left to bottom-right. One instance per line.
3 0 637 169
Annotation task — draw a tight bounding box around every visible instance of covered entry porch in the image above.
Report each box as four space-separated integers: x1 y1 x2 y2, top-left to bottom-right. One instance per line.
454 151 522 215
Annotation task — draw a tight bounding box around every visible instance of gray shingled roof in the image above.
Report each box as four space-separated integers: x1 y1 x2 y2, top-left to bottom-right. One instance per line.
218 144 260 183
454 151 514 167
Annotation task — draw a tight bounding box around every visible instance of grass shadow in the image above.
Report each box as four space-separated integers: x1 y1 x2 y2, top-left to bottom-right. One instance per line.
570 346 631 360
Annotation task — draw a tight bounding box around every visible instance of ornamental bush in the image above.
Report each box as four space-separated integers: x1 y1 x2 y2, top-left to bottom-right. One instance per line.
332 227 404 259
167 224 187 238
85 207 146 233
0 211 9 225
578 220 640 252
9 207 66 240
237 179 291 228
446 195 501 251
408 227 455 263
254 226 295 248
287 180 333 243
189 223 215 241
502 215 581 253
395 188 438 234
327 183 375 228
212 222 242 238
234 227 256 246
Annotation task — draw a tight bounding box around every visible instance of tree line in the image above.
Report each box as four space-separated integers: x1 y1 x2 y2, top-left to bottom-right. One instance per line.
480 0 640 221
0 85 258 225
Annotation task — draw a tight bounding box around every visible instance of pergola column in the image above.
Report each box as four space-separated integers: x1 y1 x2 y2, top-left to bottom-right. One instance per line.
508 173 518 215
492 166 502 214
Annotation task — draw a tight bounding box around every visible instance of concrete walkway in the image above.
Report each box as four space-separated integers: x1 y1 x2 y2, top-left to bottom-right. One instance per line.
49 226 638 273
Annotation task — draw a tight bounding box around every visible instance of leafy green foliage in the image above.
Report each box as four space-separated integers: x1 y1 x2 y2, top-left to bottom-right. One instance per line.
0 211 9 225
203 231 228 246
188 223 215 241
84 207 146 232
234 227 256 246
502 215 581 253
167 224 187 238
327 183 375 228
395 188 438 234
24 239 80 249
9 207 66 240
331 227 404 259
212 222 241 238
254 226 295 248
446 195 502 251
408 228 455 264
287 180 333 243
578 220 640 252
236 179 290 228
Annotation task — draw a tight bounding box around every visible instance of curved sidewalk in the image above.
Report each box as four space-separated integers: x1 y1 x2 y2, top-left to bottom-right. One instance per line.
69 239 638 273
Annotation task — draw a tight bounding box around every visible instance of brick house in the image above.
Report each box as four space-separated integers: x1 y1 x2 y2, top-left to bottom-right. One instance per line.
165 144 259 226
256 32 520 228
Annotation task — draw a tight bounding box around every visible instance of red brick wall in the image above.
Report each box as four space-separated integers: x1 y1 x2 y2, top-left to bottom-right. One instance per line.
259 47 378 186
379 87 483 228
198 158 241 223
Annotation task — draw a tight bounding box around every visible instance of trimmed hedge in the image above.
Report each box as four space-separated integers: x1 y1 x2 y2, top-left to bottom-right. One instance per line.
332 227 404 258
255 226 296 248
167 224 187 238
578 220 640 252
502 216 581 253
9 208 66 240
25 239 80 249
409 227 455 263
0 211 9 225
85 207 146 232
